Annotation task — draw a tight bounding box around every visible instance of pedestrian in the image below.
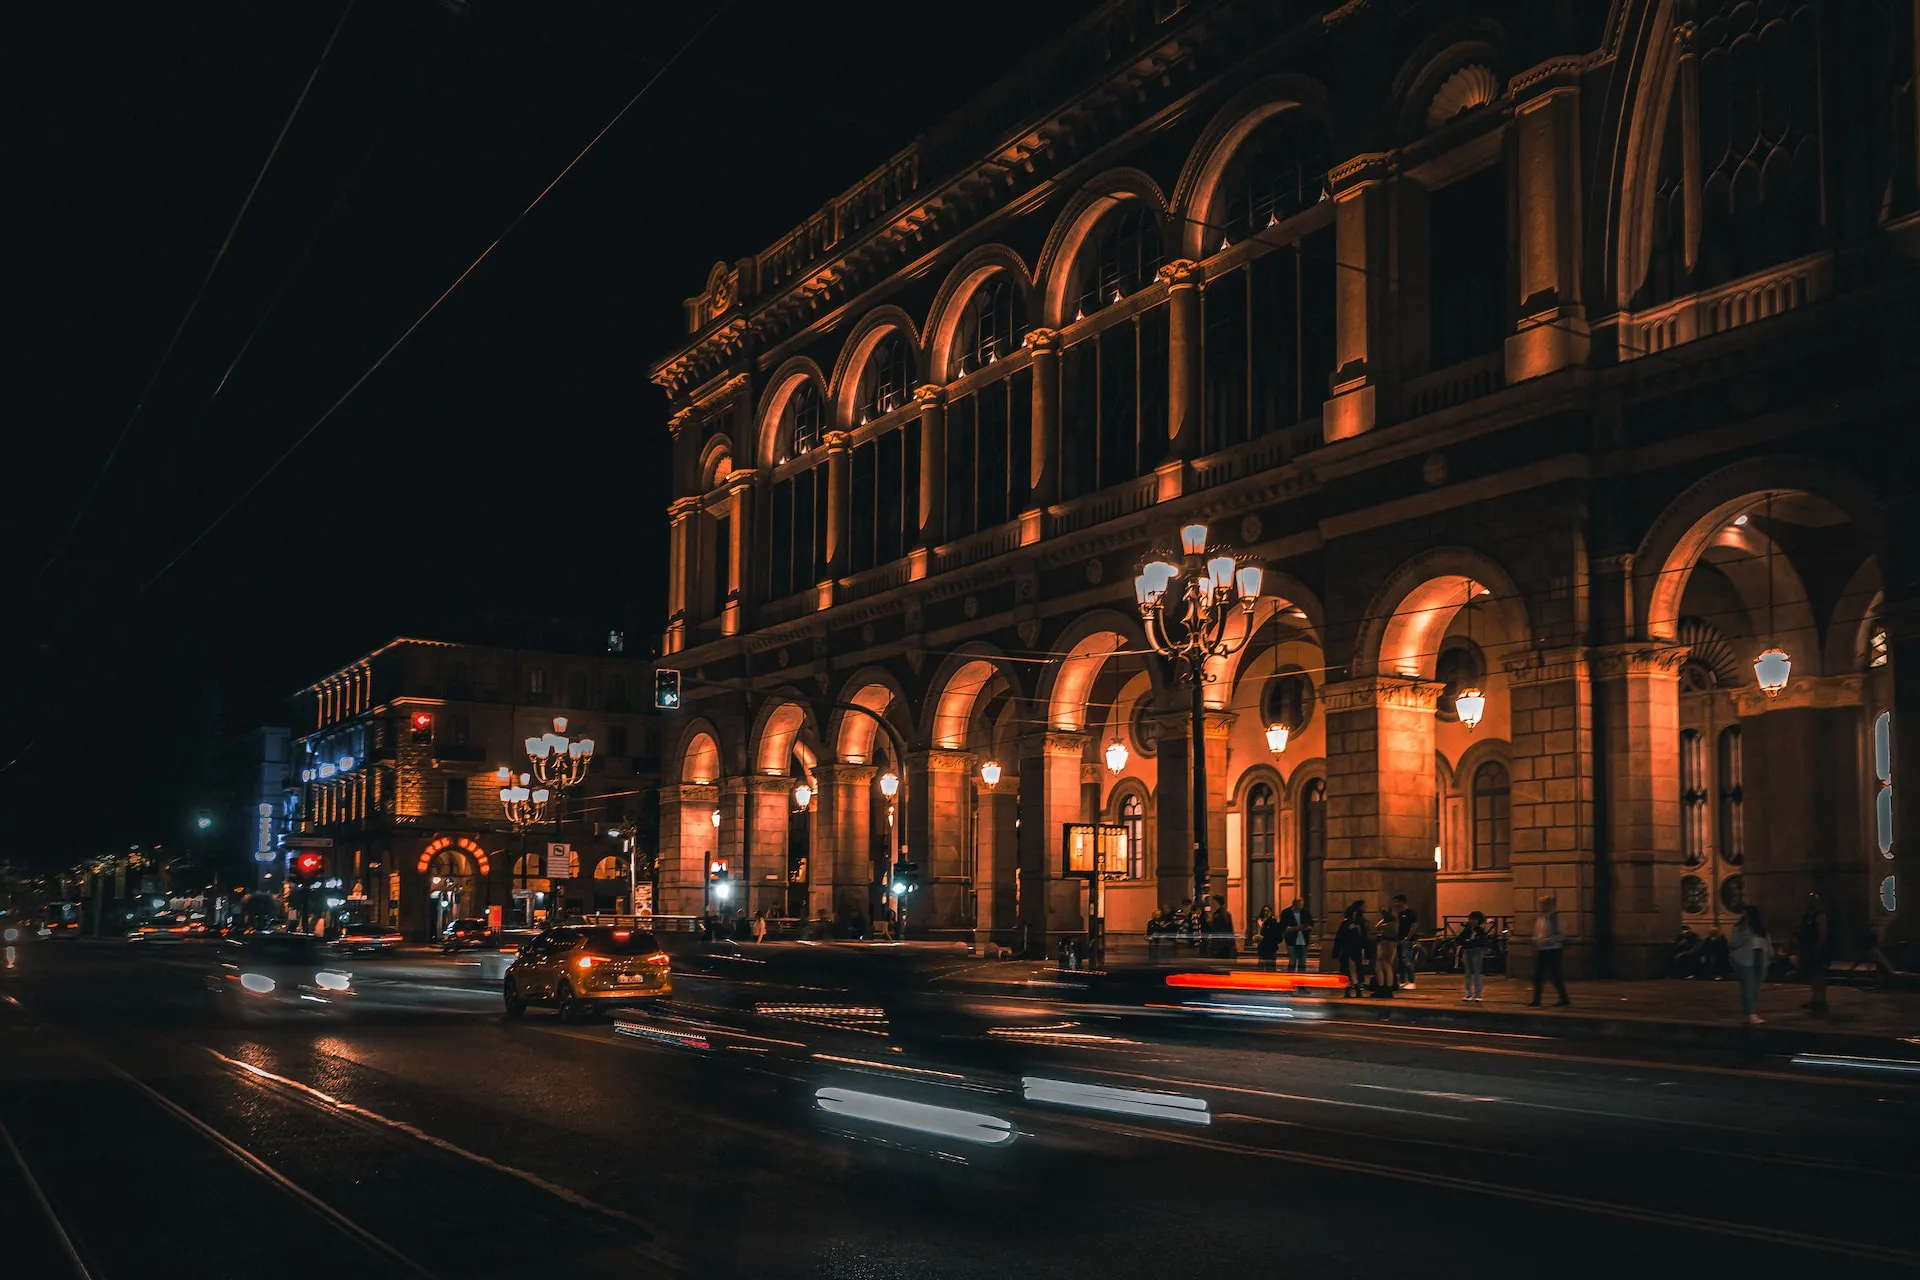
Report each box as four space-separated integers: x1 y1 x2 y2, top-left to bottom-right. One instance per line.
1253 906 1281 971
1527 894 1571 1007
1393 893 1419 991
1730 904 1769 1024
751 908 768 943
1146 906 1168 956
1334 902 1367 996
1795 892 1830 1014
1458 910 1490 1002
1371 908 1397 996
1212 896 1237 960
732 907 750 941
1281 897 1313 973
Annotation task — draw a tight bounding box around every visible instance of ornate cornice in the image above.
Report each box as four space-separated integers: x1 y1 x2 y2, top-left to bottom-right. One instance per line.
1508 55 1585 102
1321 676 1444 714
668 496 703 520
1731 672 1864 717
661 783 719 805
1503 646 1590 686
1328 151 1394 194
818 762 878 782
1591 643 1689 681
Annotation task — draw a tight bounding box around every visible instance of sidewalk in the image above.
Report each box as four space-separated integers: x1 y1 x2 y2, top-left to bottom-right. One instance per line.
973 946 1920 1058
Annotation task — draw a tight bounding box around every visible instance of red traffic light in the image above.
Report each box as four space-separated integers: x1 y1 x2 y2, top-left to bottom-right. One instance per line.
294 853 324 878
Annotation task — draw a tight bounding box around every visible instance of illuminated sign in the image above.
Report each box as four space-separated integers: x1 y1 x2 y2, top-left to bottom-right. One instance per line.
1063 823 1128 877
254 803 275 861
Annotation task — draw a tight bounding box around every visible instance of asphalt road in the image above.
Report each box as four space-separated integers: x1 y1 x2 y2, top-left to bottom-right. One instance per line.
3 936 1916 1279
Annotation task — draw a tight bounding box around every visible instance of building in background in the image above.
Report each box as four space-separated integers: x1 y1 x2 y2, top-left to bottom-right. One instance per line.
290 637 661 938
650 0 1916 971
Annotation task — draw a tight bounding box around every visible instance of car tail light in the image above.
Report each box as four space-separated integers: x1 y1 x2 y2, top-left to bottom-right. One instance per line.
644 952 669 966
576 955 597 969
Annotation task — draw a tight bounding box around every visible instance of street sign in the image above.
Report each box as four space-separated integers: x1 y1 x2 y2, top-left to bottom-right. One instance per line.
545 842 574 878
1062 823 1128 878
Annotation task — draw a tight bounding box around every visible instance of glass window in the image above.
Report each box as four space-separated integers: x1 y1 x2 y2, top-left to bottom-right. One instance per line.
1681 729 1707 867
529 667 548 696
1262 670 1315 734
858 333 914 421
1429 163 1509 367
955 276 1025 375
1471 761 1510 870
1876 711 1893 857
1217 111 1329 243
445 777 468 813
608 725 628 756
1073 204 1162 320
1717 726 1745 866
1247 782 1275 918
1300 778 1326 917
1121 793 1146 880
784 381 825 459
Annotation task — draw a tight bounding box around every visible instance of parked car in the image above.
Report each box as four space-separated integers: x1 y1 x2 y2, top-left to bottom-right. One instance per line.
503 926 670 1021
440 918 493 952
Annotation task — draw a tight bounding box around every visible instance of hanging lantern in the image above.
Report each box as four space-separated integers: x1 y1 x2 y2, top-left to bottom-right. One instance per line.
1265 722 1290 756
1105 737 1129 773
979 760 1002 787
1753 648 1791 698
879 771 900 799
1454 686 1487 732
710 808 722 828
792 782 813 809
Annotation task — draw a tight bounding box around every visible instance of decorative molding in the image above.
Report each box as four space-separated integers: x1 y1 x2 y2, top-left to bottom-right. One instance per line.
819 762 878 783
1026 326 1062 354
1503 646 1590 686
661 783 719 805
912 383 946 408
921 749 977 774
1425 64 1500 132
1730 673 1864 717
1321 677 1443 714
1591 643 1689 681
1157 259 1204 289
1508 55 1584 100
1328 151 1394 193
1043 731 1090 759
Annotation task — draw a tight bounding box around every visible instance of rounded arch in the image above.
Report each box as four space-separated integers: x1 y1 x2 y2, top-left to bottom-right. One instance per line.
417 835 491 877
1635 456 1884 643
1605 0 1687 309
1827 565 1884 677
672 719 724 786
1040 608 1158 733
923 245 1037 384
591 855 626 880
925 643 1025 751
1283 756 1329 809
830 668 911 765
1352 548 1531 680
753 357 830 469
1034 168 1170 328
1451 735 1512 790
1233 761 1287 810
1169 75 1333 260
699 436 734 491
827 306 924 429
1387 22 1507 143
751 695 823 777
1206 575 1330 702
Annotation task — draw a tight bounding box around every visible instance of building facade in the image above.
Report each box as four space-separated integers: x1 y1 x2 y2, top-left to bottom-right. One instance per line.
650 0 1918 974
290 638 661 937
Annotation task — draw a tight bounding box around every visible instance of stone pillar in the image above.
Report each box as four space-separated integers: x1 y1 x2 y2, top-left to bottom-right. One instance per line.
1588 645 1685 978
743 774 791 918
722 469 754 636
665 497 701 654
976 772 1021 946
1323 155 1393 442
824 430 852 582
1152 706 1193 909
1203 710 1234 905
818 761 876 924
1504 649 1600 977
909 748 974 934
668 408 699 504
717 775 747 913
657 782 719 916
1016 730 1087 952
914 385 946 549
1506 65 1589 382
1321 677 1440 926
1159 260 1203 460
1026 329 1061 511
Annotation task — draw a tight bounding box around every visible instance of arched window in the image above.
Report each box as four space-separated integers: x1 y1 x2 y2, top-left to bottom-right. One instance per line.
1471 761 1510 870
955 276 1026 376
783 381 824 459
1072 204 1163 320
592 856 626 880
1300 778 1327 918
1680 729 1708 867
1247 782 1276 918
1875 710 1893 860
1120 792 1146 880
1216 112 1330 243
857 332 914 422
1717 725 1745 866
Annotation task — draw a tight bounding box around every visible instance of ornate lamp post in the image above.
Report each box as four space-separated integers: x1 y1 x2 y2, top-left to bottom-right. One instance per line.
522 716 594 924
1136 522 1263 907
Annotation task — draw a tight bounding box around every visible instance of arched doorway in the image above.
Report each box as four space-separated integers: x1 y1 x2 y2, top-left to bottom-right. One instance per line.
420 839 487 936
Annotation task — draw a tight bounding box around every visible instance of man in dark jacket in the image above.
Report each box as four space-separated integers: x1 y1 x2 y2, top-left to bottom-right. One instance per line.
1281 898 1313 973
1796 892 1831 1014
1394 894 1419 991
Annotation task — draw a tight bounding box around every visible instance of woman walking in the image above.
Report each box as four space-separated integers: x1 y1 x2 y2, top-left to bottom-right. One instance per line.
1458 910 1491 1002
1334 903 1368 997
1731 904 1770 1024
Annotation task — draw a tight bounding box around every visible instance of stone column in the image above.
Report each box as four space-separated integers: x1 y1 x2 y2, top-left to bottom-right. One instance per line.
723 469 754 636
717 775 747 911
1588 645 1686 978
1506 64 1588 381
1320 677 1441 925
818 761 877 925
743 774 791 918
1152 705 1193 909
976 771 1021 946
665 497 702 654
668 408 699 505
914 385 947 549
1025 329 1061 512
823 430 852 584
1504 649 1601 977
909 748 974 934
1016 730 1088 952
1159 259 1203 461
1323 155 1393 442
657 782 719 916
1203 710 1234 905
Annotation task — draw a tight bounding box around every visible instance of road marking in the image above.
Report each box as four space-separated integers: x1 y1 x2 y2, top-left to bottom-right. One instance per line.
1439 1041 1910 1090
1112 1122 1920 1265
0 1114 94 1279
204 1047 683 1271
1085 1068 1468 1123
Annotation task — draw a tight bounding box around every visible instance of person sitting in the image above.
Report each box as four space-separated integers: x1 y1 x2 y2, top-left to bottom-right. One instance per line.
1669 925 1702 979
1700 926 1731 980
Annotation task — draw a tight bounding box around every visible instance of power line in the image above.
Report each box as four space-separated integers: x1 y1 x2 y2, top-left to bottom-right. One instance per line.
40 0 358 582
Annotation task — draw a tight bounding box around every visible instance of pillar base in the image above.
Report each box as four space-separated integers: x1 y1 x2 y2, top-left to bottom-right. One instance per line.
1504 306 1589 382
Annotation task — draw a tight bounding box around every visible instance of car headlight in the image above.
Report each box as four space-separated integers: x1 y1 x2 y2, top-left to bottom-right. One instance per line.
3 927 18 942
313 971 351 992
240 973 276 994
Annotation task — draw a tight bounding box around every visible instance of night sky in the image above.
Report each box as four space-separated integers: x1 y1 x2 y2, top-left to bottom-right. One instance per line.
6 0 1093 866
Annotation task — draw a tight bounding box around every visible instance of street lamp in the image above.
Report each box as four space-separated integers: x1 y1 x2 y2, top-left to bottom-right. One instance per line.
979 760 1002 787
522 716 595 925
1136 522 1262 906
793 782 813 809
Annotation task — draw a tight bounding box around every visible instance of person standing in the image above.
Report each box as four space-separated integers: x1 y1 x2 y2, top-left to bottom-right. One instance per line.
1730 904 1769 1024
1372 908 1398 996
1253 907 1281 971
1212 896 1237 960
1281 898 1313 973
751 909 768 943
1796 892 1830 1014
1458 910 1490 1002
1334 903 1367 997
1393 894 1419 991
1527 894 1571 1007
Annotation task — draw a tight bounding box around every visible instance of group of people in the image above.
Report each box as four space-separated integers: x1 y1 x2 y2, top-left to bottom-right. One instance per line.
696 906 775 943
1667 892 1841 1022
1325 895 1438 999
1144 897 1241 958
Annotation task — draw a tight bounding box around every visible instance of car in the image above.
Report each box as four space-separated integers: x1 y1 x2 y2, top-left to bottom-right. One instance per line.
440 917 493 952
331 922 403 955
503 925 670 1021
127 915 204 943
205 932 354 1017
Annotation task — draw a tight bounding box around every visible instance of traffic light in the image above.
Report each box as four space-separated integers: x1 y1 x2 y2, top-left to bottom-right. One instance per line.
293 852 325 881
654 668 681 709
707 858 731 903
410 710 435 744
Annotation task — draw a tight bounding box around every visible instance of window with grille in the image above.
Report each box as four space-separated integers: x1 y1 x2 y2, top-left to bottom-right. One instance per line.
955 277 1026 375
768 465 824 600
1202 228 1336 452
1681 729 1708 867
784 381 825 459
1247 783 1276 917
1216 112 1330 244
1058 305 1169 500
943 365 1030 539
1428 162 1509 368
1072 205 1163 320
1121 792 1146 879
857 333 914 421
1471 761 1510 870
1717 725 1745 866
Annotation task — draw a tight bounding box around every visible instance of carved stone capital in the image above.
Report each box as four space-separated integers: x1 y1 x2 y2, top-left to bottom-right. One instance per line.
1204 709 1237 740
1322 676 1444 715
819 762 878 784
1503 646 1591 686
746 774 794 795
1673 20 1698 58
1591 642 1689 682
1080 763 1104 786
821 429 852 454
1157 258 1204 289
1026 327 1062 355
919 748 977 775
913 383 946 409
661 783 719 806
724 467 758 497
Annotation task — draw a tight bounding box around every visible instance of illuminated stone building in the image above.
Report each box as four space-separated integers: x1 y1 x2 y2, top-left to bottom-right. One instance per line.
292 638 660 937
650 0 1918 974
